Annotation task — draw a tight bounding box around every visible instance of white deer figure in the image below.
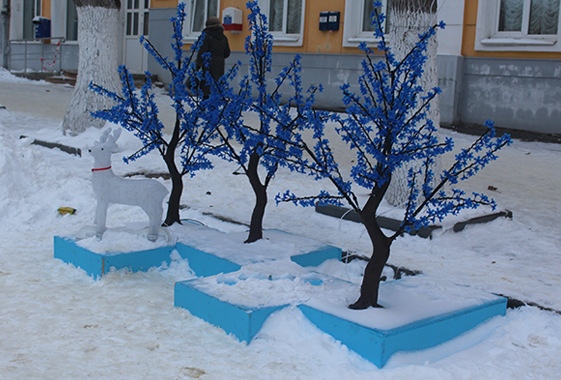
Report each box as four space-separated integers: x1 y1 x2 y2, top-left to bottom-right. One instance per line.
89 128 168 241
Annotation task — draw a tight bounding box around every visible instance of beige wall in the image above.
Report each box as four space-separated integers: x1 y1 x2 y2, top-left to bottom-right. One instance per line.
152 0 364 54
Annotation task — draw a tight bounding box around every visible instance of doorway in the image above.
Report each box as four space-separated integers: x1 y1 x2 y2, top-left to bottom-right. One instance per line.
123 0 150 73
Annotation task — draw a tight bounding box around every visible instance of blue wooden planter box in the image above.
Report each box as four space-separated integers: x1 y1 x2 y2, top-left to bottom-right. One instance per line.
54 228 341 279
53 236 176 279
289 245 341 267
174 279 287 343
174 228 341 270
299 296 507 368
174 272 507 367
175 242 242 277
56 227 505 367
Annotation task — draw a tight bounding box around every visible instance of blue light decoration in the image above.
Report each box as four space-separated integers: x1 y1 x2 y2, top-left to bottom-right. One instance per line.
202 0 326 243
90 3 241 226
266 1 512 309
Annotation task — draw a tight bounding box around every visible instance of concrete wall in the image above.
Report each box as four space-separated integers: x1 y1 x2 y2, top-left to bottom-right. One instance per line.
460 57 561 134
227 50 367 111
438 54 464 126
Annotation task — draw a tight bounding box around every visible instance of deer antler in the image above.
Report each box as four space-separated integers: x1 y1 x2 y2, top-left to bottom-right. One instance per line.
98 128 112 144
109 128 122 144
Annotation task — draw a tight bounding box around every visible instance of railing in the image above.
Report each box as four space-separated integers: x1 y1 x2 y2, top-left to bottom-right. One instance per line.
7 37 67 73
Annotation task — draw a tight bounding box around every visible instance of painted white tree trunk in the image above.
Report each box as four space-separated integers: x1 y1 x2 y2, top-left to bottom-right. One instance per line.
384 6 440 207
62 6 121 136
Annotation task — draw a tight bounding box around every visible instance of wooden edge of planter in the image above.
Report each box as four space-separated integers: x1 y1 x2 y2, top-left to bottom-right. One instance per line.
53 236 175 279
298 296 507 367
174 279 288 343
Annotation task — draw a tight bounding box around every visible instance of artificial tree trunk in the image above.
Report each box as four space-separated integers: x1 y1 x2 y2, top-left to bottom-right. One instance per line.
349 178 393 309
384 0 440 207
63 0 121 135
163 117 183 226
245 152 267 243
349 217 392 309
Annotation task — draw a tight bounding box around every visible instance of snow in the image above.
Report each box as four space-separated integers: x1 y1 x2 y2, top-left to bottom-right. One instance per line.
303 275 503 331
1 70 561 378
190 270 503 331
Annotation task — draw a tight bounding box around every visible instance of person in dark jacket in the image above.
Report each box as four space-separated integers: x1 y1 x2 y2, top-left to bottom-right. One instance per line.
196 16 231 98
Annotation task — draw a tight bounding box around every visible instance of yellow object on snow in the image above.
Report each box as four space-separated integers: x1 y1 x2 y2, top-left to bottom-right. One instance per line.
58 207 76 215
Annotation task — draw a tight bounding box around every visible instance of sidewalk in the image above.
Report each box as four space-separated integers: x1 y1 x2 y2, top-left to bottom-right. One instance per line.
0 80 73 121
0 78 177 132
3 76 561 144
2 78 561 222
2 76 561 224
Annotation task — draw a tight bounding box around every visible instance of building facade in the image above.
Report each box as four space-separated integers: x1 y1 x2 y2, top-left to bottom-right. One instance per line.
3 0 561 134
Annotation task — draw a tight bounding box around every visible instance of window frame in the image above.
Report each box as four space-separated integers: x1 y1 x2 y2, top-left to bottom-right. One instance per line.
35 0 42 17
66 0 78 41
49 0 78 42
182 0 221 42
257 0 306 46
475 0 561 52
343 0 388 48
125 0 151 37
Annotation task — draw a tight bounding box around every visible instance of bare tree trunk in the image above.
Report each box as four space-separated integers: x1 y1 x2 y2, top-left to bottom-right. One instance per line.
245 152 267 243
62 0 121 135
384 0 440 207
163 116 183 226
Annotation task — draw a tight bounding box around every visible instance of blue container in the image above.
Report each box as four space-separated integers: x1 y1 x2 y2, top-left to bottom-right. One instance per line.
33 17 51 38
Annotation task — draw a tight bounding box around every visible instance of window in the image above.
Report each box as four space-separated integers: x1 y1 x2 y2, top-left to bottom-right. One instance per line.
258 0 305 46
36 0 43 16
23 0 35 38
499 0 560 34
182 0 220 40
475 0 561 51
191 0 219 32
343 0 388 47
126 0 151 36
66 0 78 41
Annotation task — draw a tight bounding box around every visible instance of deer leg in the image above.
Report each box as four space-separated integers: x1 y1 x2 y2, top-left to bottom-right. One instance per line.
146 204 163 242
94 200 108 239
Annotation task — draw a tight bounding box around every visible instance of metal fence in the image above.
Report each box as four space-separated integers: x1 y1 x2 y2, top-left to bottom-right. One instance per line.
7 37 68 73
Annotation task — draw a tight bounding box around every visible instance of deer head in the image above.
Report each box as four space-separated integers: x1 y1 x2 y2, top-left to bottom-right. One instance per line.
89 128 121 169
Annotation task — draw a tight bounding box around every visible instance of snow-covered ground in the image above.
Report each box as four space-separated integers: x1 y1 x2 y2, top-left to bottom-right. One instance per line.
1 69 560 379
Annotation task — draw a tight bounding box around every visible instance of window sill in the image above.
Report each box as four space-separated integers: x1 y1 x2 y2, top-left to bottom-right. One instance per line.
182 36 201 44
342 36 380 48
480 37 557 46
475 35 561 52
184 35 303 46
270 35 303 47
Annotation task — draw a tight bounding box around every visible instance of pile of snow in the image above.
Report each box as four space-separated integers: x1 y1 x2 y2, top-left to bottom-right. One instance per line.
0 68 42 83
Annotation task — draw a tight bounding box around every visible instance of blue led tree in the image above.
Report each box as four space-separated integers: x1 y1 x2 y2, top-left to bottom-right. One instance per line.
205 0 323 243
270 4 512 309
91 4 238 226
